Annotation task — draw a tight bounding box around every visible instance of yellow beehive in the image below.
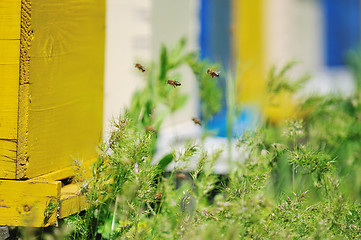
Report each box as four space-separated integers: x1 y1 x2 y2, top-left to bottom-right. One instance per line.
0 0 105 226
232 0 298 123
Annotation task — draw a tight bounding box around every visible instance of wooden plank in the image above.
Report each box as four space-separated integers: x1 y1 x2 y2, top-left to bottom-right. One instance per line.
59 183 88 219
0 180 61 227
0 41 20 179
33 158 94 181
21 0 105 178
0 0 21 39
0 1 22 179
16 0 31 179
0 64 19 179
0 43 21 180
0 40 20 64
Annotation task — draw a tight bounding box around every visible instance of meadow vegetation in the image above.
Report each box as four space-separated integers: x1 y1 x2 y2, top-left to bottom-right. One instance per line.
16 40 361 239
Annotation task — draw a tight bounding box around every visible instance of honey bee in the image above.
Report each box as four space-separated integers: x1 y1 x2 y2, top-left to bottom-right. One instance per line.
135 63 146 72
145 126 157 133
154 192 163 200
167 80 181 88
176 172 187 180
192 117 202 126
207 69 220 78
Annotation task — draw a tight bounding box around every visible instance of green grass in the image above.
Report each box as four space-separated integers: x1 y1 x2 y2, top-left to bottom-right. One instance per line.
14 41 361 239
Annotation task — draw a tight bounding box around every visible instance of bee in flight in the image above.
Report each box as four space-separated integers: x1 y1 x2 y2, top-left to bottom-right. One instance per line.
207 69 220 78
192 117 202 126
145 126 157 133
154 192 163 200
135 63 146 72
167 80 181 88
176 172 187 180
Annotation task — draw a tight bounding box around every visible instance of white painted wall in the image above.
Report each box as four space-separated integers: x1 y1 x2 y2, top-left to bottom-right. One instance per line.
104 0 152 135
104 0 200 135
151 0 200 127
265 0 323 71
265 0 353 95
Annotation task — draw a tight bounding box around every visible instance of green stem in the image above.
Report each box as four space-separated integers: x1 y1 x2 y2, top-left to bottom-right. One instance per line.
111 195 119 232
292 164 295 192
226 71 235 166
292 137 296 192
146 202 156 216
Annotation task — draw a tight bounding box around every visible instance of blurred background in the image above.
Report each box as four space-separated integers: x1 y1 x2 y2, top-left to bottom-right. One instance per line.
104 0 360 137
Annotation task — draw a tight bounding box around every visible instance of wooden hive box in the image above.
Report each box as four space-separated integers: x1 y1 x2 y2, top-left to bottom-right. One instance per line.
0 0 105 226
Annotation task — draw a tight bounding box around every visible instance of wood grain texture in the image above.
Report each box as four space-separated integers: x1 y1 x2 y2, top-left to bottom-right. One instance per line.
0 40 20 64
16 0 31 179
0 179 61 227
22 0 105 178
33 158 94 181
0 0 21 39
0 64 19 179
0 65 18 178
0 1 21 178
59 183 88 219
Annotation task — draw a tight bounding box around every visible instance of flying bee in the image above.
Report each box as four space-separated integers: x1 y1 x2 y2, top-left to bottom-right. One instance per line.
145 126 157 133
135 63 146 72
167 80 181 88
154 192 163 200
192 117 202 126
176 172 187 180
207 69 220 78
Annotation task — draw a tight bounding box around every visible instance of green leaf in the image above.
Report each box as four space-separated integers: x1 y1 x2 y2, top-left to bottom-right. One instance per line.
159 45 168 81
157 153 173 171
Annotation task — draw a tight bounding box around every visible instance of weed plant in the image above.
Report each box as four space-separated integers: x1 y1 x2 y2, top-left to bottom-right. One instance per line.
59 43 361 239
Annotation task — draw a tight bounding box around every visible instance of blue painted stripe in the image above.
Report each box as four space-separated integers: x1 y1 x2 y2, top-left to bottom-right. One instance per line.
200 0 212 61
323 0 361 67
200 0 254 137
199 0 231 67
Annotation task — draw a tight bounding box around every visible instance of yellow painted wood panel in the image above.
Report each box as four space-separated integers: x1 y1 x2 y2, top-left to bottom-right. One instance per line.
0 40 20 64
233 0 265 103
59 183 88 219
0 0 21 39
232 0 295 123
0 64 19 178
0 0 20 181
33 158 93 181
0 41 19 179
0 180 61 227
24 0 105 178
16 0 31 178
